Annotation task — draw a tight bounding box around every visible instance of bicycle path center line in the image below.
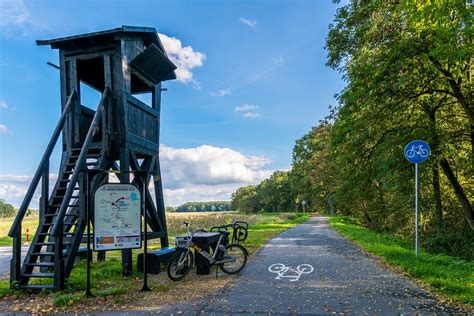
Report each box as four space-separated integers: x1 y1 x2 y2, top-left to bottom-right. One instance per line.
145 216 465 314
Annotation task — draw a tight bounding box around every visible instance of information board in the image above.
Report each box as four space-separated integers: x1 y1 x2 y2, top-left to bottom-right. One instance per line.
93 184 142 251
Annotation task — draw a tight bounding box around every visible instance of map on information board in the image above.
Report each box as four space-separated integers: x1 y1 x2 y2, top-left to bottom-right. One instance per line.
93 184 142 251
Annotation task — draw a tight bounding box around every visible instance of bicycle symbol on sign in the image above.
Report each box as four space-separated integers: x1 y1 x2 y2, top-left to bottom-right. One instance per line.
268 263 314 282
405 145 429 158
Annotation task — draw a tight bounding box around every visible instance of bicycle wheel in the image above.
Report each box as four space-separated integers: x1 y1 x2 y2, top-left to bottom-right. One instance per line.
219 244 247 274
234 226 248 242
268 263 287 273
296 264 314 274
167 249 194 281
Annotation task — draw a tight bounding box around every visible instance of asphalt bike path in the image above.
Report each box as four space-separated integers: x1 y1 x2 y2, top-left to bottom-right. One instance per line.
0 247 28 278
145 216 464 315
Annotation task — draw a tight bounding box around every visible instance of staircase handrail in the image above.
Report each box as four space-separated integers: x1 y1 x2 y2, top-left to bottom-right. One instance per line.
51 87 109 237
9 91 77 237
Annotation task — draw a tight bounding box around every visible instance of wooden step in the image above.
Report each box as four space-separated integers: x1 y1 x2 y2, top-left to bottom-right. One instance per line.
36 242 55 246
39 232 74 236
36 241 71 246
31 252 54 256
44 213 79 217
46 205 78 209
22 272 54 278
26 262 54 267
18 284 54 290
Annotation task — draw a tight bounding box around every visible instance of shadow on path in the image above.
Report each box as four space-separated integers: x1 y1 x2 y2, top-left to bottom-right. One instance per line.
102 216 466 315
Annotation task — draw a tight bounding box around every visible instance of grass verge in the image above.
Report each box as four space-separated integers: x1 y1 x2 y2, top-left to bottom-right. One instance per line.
329 216 474 305
0 212 310 313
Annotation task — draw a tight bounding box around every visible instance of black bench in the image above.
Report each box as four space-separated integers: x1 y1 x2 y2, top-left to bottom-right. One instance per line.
137 247 177 274
75 247 91 262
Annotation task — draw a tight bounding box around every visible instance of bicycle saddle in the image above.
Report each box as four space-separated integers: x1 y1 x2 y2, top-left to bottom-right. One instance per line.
218 230 230 236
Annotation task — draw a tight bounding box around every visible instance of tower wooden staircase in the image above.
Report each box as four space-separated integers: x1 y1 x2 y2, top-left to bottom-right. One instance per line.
9 88 109 290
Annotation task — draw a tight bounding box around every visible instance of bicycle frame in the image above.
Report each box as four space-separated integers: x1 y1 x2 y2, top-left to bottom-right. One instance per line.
178 223 235 267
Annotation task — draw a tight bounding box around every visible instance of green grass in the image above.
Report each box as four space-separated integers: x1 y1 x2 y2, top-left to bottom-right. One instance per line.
329 216 474 305
0 212 311 310
245 212 310 255
0 216 38 246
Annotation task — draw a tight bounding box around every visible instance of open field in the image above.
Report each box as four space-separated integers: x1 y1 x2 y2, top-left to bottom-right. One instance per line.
0 216 38 247
329 217 474 306
0 212 310 313
0 211 287 247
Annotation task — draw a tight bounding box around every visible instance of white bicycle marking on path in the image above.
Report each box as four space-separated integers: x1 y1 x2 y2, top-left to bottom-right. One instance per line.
268 263 314 282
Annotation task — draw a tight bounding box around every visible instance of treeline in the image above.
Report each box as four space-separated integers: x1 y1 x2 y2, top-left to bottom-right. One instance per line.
0 200 36 218
0 199 16 217
170 201 231 212
232 1 473 259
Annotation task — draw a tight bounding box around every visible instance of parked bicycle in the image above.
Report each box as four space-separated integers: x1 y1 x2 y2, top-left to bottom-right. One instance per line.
167 222 248 281
210 221 248 243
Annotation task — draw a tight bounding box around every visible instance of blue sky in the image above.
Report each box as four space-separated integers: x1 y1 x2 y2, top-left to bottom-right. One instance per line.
0 0 345 207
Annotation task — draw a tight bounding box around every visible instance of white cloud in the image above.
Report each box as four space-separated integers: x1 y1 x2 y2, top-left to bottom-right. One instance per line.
239 17 257 28
242 112 260 119
272 56 285 65
0 100 8 109
0 174 58 208
158 33 206 89
0 124 12 135
211 89 231 97
0 0 45 37
164 184 241 207
235 104 261 118
160 145 272 188
160 145 273 206
235 104 259 112
0 145 274 208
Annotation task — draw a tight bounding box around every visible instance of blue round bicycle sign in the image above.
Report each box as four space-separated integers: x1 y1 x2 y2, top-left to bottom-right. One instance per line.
404 140 430 163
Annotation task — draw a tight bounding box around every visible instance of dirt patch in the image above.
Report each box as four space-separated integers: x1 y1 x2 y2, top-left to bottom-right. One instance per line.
1 269 235 313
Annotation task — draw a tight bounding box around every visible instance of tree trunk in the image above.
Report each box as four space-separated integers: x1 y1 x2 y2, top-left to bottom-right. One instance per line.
327 197 335 216
440 158 474 229
428 109 444 234
431 164 444 234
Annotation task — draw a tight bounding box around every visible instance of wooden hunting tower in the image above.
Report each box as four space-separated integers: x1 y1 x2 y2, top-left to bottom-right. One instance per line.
9 26 176 290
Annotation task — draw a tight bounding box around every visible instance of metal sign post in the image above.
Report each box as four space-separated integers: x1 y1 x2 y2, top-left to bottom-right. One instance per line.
139 171 150 292
404 140 430 257
415 163 418 256
85 170 93 298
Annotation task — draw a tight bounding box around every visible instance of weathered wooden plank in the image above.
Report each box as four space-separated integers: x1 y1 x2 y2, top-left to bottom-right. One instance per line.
103 54 112 154
153 83 161 112
67 59 80 146
65 49 115 61
128 134 158 151
40 161 49 220
126 94 158 117
153 158 169 247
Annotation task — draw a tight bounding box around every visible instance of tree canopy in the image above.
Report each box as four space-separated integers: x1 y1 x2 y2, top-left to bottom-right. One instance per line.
231 0 473 259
